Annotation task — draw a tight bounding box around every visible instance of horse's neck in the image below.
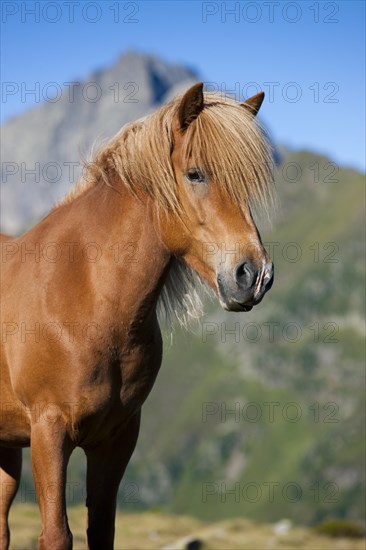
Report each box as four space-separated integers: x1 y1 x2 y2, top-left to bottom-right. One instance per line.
54 181 171 330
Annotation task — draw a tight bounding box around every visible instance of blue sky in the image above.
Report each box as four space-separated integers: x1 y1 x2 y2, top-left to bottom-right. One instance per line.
1 0 365 170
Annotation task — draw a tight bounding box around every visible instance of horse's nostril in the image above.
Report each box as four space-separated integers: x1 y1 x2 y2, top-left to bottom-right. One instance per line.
235 261 255 288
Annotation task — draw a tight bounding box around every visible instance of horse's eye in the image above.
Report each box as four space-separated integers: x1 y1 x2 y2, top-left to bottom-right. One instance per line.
185 169 206 184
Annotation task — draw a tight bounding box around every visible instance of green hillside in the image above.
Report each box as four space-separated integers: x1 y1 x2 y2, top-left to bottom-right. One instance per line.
15 149 365 528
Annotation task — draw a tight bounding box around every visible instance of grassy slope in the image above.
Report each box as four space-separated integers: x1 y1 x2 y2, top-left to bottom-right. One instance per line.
9 505 366 550
122 150 365 523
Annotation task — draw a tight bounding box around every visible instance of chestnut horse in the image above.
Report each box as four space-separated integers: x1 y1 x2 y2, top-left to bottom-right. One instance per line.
0 83 274 549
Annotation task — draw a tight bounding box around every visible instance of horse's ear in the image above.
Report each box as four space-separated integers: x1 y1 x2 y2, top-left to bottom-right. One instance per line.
178 82 204 130
241 91 265 117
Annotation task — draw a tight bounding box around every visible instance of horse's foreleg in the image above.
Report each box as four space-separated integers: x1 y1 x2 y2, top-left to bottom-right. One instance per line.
85 411 141 550
0 447 22 550
30 420 74 550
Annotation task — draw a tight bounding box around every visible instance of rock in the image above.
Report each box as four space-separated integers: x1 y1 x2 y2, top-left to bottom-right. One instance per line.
273 519 292 536
160 536 203 550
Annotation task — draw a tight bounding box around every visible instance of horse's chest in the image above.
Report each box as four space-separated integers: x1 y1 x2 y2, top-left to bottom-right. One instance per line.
119 342 163 412
83 337 163 422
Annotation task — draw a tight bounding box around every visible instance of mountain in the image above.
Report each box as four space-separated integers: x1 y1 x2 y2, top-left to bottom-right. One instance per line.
1 51 197 233
2 52 365 528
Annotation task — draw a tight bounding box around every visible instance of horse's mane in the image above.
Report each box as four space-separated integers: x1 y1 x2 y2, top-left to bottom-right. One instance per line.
58 92 274 326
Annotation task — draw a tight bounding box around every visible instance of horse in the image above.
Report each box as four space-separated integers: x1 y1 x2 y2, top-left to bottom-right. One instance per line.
0 83 275 549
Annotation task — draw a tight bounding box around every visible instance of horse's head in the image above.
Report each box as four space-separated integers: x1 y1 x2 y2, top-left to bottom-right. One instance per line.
159 83 274 312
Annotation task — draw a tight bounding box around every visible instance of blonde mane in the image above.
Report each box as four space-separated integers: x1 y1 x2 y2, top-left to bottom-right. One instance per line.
58 92 275 326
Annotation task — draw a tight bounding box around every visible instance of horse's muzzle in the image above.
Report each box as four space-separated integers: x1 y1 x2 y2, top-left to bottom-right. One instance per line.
217 260 274 312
